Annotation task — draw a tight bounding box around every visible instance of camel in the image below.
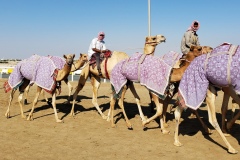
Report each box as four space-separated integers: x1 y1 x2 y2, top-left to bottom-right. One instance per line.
4 54 81 123
147 46 213 130
174 44 239 153
109 45 203 132
68 34 166 121
23 53 88 105
163 46 213 128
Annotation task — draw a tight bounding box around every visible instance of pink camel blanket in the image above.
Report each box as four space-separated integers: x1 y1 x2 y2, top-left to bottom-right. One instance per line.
178 44 240 110
110 52 180 99
4 54 66 94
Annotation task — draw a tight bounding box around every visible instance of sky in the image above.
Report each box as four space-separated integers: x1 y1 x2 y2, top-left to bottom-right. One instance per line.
0 0 239 59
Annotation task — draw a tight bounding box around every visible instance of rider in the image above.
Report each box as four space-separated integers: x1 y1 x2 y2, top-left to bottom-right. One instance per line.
181 20 200 55
88 31 108 76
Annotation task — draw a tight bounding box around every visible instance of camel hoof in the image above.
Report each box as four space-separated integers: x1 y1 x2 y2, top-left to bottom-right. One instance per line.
128 127 133 130
27 118 33 121
163 123 169 128
161 129 170 135
203 128 213 135
27 115 34 121
5 113 10 118
106 117 110 122
223 133 231 137
70 112 75 117
142 119 150 127
56 119 63 123
228 148 238 154
21 115 26 119
174 141 183 147
111 124 117 128
102 115 108 120
127 124 133 130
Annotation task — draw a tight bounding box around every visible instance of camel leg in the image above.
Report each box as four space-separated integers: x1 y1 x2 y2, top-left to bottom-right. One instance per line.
142 93 169 134
51 90 63 123
27 86 42 121
222 87 240 131
118 85 133 129
231 98 238 119
17 80 30 118
41 89 49 103
24 84 30 105
70 75 88 117
162 96 171 128
149 92 155 113
17 91 26 118
206 86 237 154
221 92 230 135
5 89 17 118
63 79 73 103
173 106 184 146
110 96 117 128
91 75 107 119
106 93 113 122
128 82 146 121
191 109 212 134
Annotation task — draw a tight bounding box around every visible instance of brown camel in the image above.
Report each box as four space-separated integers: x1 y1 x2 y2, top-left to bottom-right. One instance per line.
109 45 203 132
148 46 213 130
4 54 78 123
23 53 88 105
68 34 166 120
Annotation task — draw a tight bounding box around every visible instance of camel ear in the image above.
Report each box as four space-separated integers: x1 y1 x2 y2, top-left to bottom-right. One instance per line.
73 54 75 59
80 53 82 57
145 36 148 42
63 54 67 59
190 45 195 51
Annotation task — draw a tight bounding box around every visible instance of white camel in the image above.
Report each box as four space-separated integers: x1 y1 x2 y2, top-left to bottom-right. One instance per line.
174 43 239 154
68 35 166 124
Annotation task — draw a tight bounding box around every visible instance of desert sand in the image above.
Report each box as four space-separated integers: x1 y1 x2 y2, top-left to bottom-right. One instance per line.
0 78 239 160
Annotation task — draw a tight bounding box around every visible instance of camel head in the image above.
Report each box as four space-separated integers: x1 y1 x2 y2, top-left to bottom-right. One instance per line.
145 34 166 46
201 46 213 54
63 54 75 66
189 45 203 57
79 53 88 62
144 34 166 55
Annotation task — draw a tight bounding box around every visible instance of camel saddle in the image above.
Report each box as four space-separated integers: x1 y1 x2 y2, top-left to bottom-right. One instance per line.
89 50 112 78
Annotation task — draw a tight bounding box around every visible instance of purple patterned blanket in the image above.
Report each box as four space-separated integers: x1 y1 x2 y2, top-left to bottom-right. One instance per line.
4 54 66 94
161 51 182 67
110 52 180 99
178 44 240 110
